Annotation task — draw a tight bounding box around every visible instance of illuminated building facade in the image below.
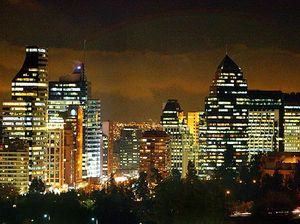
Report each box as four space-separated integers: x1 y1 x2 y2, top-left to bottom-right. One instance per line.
202 55 248 176
2 46 48 180
187 112 200 145
198 111 207 176
248 90 283 155
117 127 142 176
139 130 171 177
45 126 64 188
63 106 83 188
283 93 300 152
101 134 109 176
85 99 102 178
102 121 115 176
0 140 29 193
49 63 90 102
103 121 161 176
48 64 102 179
161 99 193 176
187 111 201 173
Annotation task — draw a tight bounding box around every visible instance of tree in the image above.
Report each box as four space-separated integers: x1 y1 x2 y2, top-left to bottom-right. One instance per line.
239 165 250 184
249 153 263 183
170 169 181 182
294 161 300 191
253 191 294 217
134 172 150 201
272 169 284 191
107 173 117 193
148 166 162 186
216 145 237 184
152 174 225 223
186 160 198 183
29 178 45 194
261 170 283 193
223 145 236 169
0 184 18 201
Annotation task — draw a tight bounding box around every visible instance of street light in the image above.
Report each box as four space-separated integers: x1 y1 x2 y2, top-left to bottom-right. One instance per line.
43 214 50 222
91 217 99 224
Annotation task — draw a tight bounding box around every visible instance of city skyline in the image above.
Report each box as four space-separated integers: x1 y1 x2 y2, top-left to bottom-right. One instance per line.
1 2 300 222
1 1 300 121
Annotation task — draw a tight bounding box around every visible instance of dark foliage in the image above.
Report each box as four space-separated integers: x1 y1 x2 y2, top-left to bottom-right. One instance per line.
1 160 300 223
29 178 45 194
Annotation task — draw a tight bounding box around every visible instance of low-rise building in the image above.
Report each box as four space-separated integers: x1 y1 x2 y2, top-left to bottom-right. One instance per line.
0 139 29 193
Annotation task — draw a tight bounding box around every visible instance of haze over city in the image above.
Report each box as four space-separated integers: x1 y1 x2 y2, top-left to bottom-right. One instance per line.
1 0 300 121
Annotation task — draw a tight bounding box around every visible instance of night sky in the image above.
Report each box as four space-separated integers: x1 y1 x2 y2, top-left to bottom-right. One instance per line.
0 0 300 121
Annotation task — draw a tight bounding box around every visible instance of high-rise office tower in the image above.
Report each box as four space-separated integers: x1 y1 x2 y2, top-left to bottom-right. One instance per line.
49 63 90 103
161 99 193 176
187 111 200 172
63 106 84 188
198 111 207 177
117 127 142 176
139 130 171 177
187 112 200 145
48 63 102 179
248 90 283 155
102 121 115 176
202 55 248 177
85 99 102 178
101 134 109 176
2 46 48 180
45 125 64 188
283 93 300 152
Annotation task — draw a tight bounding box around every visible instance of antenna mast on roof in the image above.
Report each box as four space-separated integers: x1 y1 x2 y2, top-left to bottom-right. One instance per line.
81 40 87 81
225 43 228 55
83 39 87 63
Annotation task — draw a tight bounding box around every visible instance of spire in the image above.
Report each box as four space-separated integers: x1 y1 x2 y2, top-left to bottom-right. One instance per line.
217 55 241 73
83 40 87 64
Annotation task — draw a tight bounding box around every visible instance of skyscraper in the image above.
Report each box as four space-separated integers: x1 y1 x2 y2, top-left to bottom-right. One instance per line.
48 63 102 179
283 93 300 152
85 99 102 178
101 121 115 176
117 127 142 176
247 90 283 155
202 55 248 176
187 111 201 173
139 130 171 177
45 125 64 188
161 99 193 176
2 46 48 180
49 63 90 103
63 106 84 188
